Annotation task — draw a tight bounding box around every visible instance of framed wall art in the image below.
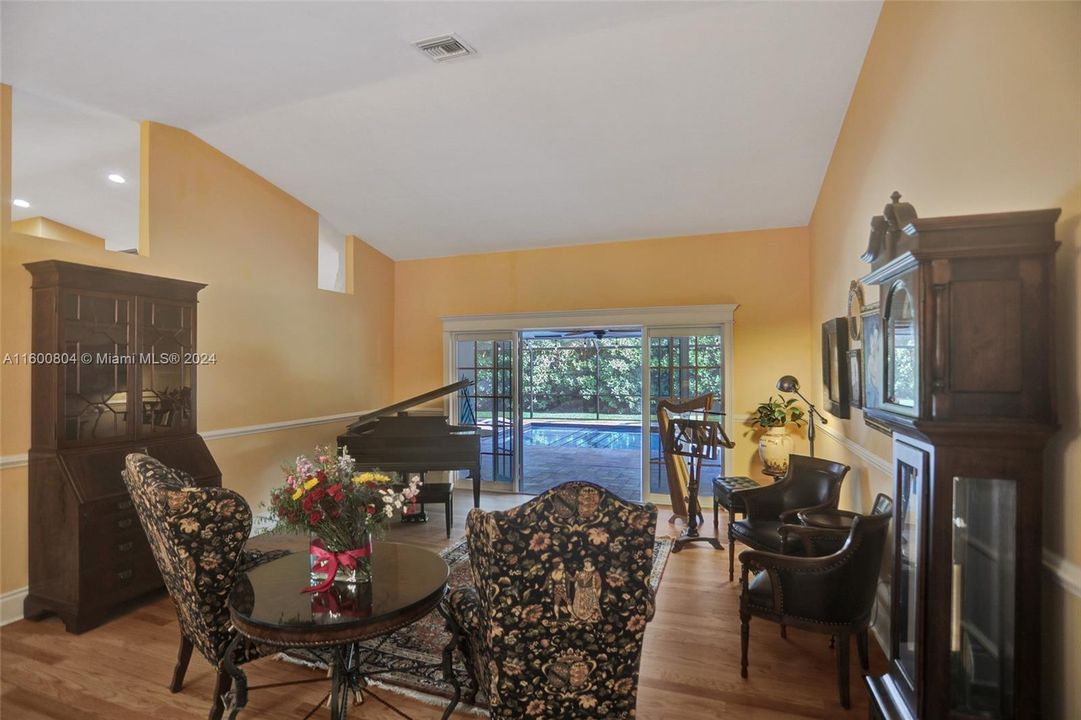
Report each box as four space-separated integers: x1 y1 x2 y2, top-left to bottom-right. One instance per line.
860 304 890 434
848 349 863 409
821 317 850 419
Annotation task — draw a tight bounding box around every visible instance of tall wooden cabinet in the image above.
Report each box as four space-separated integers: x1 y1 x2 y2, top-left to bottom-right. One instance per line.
859 195 1060 719
22 261 221 633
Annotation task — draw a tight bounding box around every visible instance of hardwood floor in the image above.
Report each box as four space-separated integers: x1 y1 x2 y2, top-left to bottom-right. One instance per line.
0 490 881 719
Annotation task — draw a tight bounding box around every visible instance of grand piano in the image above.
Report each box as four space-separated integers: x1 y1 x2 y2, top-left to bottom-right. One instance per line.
337 379 482 511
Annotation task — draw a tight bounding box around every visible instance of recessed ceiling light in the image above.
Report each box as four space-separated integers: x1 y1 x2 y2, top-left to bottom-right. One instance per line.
13 198 30 208
108 174 126 184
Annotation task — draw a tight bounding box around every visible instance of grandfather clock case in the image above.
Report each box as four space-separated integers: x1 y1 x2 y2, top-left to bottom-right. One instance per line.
22 261 221 633
860 194 1059 720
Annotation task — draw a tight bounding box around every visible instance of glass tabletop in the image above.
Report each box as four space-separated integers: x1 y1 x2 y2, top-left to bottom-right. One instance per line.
798 510 856 530
229 541 449 633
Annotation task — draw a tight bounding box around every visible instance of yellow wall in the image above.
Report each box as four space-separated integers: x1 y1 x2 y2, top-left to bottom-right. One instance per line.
9 217 107 250
806 2 1081 717
0 109 396 594
394 227 813 477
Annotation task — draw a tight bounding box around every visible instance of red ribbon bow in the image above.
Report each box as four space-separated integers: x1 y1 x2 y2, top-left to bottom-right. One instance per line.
304 537 372 593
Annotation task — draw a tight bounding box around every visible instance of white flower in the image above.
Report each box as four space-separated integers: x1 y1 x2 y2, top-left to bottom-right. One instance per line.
384 506 395 518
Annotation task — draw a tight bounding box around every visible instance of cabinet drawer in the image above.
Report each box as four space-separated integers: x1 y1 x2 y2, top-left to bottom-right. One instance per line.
84 552 162 602
81 522 151 569
82 494 138 520
84 507 142 535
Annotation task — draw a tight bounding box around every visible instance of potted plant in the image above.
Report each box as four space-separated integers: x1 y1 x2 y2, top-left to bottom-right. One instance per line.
749 396 805 474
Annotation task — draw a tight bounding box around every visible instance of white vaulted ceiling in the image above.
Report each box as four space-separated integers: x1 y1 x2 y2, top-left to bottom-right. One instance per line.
2 1 881 259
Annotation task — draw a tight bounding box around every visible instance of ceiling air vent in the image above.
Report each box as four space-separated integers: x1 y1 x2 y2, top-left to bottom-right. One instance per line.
413 34 475 63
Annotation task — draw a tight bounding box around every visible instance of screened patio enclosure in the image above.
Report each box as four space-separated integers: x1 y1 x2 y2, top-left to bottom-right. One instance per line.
448 308 733 506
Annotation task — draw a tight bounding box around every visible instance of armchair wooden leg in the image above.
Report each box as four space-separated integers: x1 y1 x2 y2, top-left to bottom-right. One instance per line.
728 529 736 582
857 629 870 672
170 635 193 693
739 610 750 679
780 624 786 639
836 632 851 709
209 668 233 720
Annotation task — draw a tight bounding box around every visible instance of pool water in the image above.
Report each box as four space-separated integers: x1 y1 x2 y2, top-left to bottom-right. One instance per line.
523 424 647 451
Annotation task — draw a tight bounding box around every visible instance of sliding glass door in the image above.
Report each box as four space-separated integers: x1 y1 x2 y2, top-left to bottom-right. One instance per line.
645 328 726 505
454 334 515 487
448 316 730 504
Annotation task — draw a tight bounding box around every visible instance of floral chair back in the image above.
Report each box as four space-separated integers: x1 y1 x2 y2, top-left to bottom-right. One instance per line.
123 453 253 665
462 482 657 719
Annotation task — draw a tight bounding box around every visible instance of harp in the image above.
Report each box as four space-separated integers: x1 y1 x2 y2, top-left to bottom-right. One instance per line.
656 394 713 525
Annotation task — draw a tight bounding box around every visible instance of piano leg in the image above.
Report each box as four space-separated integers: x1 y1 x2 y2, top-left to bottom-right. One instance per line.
471 467 480 509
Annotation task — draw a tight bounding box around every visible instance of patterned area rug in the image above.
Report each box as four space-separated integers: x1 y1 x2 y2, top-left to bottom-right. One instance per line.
278 536 673 710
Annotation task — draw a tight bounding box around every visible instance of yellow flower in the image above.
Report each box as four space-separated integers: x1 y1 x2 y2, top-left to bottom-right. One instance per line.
303 477 319 490
292 488 304 500
353 472 392 485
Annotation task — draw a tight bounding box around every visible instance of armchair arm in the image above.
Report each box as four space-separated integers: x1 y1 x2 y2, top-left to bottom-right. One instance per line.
239 547 292 572
739 542 861 622
735 482 787 520
778 501 839 524
446 586 484 637
777 524 849 556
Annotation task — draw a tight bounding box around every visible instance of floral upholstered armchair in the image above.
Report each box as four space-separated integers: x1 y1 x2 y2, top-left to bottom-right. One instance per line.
122 453 287 720
444 481 658 719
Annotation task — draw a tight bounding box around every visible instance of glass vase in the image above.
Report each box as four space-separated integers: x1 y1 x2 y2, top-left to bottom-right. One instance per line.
310 533 373 586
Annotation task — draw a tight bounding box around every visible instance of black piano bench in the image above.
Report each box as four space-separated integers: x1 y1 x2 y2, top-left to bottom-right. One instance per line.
400 478 454 538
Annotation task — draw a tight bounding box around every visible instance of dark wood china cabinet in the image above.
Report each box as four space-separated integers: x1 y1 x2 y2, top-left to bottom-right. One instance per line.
860 194 1059 720
22 261 220 633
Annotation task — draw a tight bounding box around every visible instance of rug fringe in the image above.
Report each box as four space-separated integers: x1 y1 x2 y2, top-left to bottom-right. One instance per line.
366 679 489 717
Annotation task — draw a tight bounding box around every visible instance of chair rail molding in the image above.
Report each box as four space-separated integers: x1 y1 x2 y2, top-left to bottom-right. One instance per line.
0 408 374 471
1043 548 1081 599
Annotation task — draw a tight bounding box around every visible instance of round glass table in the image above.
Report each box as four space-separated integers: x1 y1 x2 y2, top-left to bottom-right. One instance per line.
223 542 454 720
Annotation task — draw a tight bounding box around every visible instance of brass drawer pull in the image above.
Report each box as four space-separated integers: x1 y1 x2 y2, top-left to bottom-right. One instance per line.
117 541 134 553
117 569 134 581
116 499 133 511
117 518 134 529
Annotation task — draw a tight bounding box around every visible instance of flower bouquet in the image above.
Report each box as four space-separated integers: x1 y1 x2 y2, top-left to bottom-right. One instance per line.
267 445 421 591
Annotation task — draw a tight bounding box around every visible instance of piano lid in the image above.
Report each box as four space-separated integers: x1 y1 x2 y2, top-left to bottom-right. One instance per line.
345 379 473 433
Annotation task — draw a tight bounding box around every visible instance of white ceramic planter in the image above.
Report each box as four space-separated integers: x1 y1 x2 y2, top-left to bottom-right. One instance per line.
758 426 794 474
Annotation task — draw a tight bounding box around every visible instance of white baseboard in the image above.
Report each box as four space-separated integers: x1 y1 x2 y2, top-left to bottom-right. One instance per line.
1 586 28 626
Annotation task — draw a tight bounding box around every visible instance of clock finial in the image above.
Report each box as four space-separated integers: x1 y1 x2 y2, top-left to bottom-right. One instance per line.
890 190 902 204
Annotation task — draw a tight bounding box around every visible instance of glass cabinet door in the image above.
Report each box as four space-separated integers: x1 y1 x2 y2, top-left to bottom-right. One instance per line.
885 280 918 413
950 477 1017 718
893 439 929 711
61 291 134 442
138 299 195 436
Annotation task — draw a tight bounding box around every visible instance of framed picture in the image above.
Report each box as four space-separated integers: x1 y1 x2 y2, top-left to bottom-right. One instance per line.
821 317 850 418
848 349 863 409
861 305 890 434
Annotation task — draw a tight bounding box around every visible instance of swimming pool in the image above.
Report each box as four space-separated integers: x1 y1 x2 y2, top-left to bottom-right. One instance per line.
522 423 648 451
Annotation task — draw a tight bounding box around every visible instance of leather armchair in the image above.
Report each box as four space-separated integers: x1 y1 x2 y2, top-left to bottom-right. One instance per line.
739 513 891 708
123 453 287 720
443 481 657 719
727 454 849 580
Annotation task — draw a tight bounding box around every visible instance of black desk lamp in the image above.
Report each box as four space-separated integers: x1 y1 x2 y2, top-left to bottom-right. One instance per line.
776 375 825 458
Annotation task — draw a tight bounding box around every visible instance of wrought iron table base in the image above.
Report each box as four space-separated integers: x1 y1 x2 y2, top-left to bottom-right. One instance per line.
222 613 464 720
